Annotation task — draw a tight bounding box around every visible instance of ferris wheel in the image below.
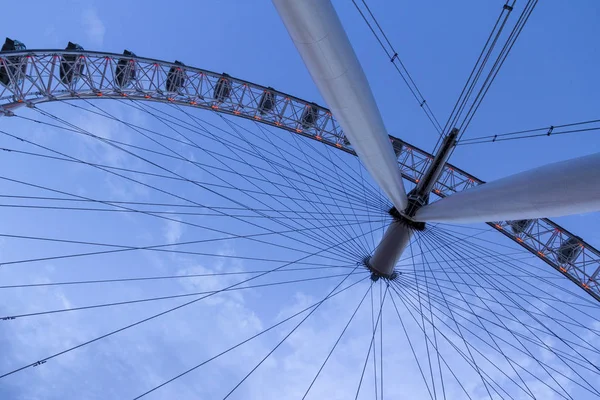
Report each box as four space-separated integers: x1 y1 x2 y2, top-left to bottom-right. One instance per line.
0 0 599 399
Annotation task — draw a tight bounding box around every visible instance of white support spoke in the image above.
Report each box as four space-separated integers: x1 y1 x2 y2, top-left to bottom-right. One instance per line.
272 0 408 211
415 153 600 224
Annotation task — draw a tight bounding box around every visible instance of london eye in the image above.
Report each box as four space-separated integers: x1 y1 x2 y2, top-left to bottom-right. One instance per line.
0 1 599 399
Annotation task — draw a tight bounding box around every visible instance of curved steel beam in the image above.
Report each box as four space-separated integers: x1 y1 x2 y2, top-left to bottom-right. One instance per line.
0 49 598 300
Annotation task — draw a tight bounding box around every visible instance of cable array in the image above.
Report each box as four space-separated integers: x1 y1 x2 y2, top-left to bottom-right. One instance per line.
442 0 539 149
0 99 598 398
457 118 600 145
351 0 444 136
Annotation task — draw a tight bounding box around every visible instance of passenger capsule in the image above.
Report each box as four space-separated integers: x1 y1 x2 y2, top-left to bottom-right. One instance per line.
391 139 403 158
301 104 319 129
166 61 185 92
508 219 533 235
115 50 136 88
60 42 84 85
258 88 275 114
557 237 583 265
0 37 27 86
214 73 231 102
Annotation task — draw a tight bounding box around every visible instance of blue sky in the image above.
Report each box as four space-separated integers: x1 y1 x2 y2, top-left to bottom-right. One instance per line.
0 0 599 399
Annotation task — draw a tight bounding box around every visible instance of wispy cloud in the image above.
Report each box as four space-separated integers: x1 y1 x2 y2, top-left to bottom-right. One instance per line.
82 7 105 47
164 217 184 245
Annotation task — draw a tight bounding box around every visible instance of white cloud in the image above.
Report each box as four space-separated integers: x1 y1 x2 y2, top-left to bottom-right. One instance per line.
164 217 184 245
82 7 105 47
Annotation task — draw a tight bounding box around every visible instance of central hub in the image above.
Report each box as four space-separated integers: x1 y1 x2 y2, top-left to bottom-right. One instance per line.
365 129 459 279
364 255 400 281
388 206 426 231
364 219 413 277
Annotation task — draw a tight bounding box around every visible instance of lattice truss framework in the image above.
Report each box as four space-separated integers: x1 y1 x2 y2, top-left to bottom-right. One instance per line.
1 49 598 300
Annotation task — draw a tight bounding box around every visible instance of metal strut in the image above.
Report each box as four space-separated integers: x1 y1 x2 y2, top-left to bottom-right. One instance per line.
406 128 459 215
366 129 459 278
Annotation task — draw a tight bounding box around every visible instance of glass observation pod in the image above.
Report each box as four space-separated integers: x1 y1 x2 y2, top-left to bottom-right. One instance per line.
557 236 584 265
258 87 276 114
508 219 534 235
115 49 137 88
391 138 403 158
0 37 27 86
166 61 185 92
214 73 231 103
301 103 319 129
60 42 85 85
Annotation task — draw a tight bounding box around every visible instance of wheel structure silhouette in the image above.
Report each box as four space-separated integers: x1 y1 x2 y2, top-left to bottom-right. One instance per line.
0 9 599 400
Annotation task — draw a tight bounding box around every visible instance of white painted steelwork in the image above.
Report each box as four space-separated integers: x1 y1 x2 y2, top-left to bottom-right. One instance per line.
415 153 600 223
273 0 408 211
